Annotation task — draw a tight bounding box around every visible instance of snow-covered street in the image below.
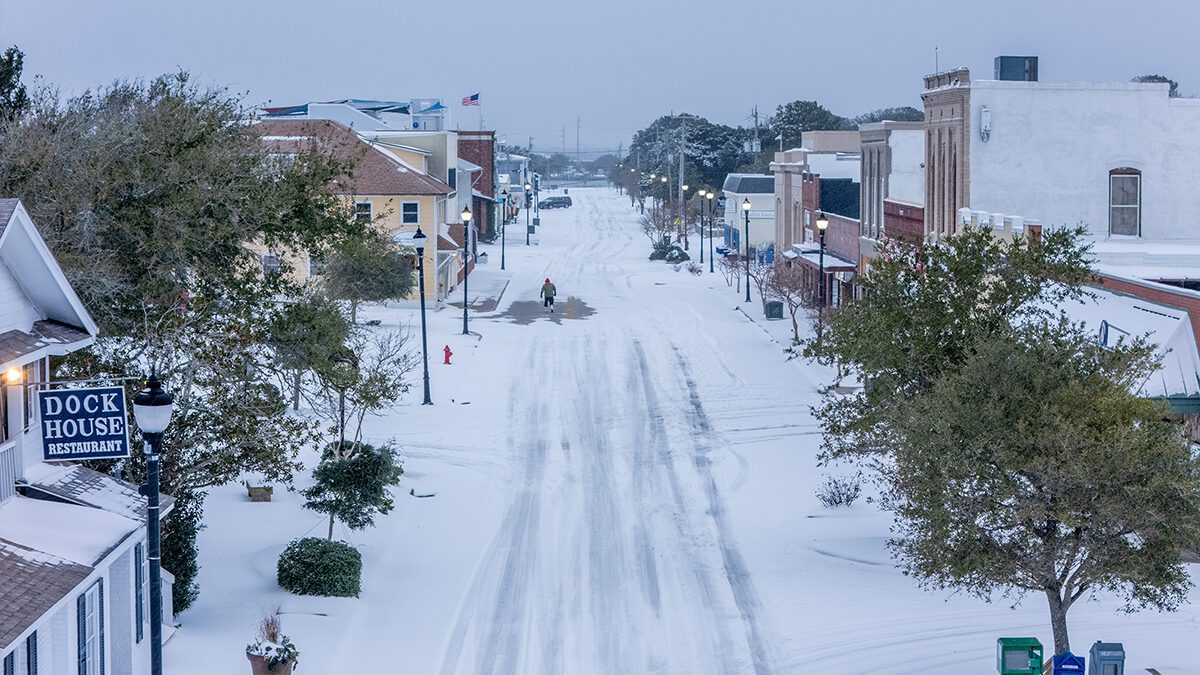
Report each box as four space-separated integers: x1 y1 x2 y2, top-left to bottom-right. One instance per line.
165 188 1200 674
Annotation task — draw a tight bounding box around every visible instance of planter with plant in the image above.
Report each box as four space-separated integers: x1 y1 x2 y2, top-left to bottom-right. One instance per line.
246 611 299 674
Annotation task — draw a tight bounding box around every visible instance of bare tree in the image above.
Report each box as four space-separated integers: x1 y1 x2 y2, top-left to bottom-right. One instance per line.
764 261 816 343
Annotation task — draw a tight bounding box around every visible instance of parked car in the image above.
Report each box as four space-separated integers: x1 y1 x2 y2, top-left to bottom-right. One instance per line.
539 196 573 209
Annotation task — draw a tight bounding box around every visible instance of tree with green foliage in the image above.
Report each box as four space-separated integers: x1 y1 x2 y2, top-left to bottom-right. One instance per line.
322 230 416 323
851 106 924 126
805 225 1093 462
268 293 352 409
769 100 849 149
303 442 404 540
887 319 1200 654
0 46 29 121
0 72 365 611
1132 74 1180 97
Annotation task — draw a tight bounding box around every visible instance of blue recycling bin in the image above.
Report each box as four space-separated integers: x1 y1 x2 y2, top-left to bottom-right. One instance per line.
1053 652 1085 675
1087 642 1124 675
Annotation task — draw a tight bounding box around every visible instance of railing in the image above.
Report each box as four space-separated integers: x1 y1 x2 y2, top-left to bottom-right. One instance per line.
0 440 18 502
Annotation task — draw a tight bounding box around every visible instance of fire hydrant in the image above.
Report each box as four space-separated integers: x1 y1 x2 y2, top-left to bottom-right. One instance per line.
443 345 453 365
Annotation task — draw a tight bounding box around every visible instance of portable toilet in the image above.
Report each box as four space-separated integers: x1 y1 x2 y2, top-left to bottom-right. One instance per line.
1087 642 1125 675
1052 652 1085 675
997 638 1043 675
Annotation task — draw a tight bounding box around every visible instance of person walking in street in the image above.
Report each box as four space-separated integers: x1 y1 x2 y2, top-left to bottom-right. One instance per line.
541 277 557 312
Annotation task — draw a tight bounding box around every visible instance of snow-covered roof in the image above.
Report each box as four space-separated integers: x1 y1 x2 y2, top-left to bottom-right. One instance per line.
1055 288 1200 398
22 462 174 522
0 495 139 567
722 174 775 194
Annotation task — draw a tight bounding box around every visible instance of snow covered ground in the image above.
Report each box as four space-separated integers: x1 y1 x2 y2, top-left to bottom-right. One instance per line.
165 188 1200 674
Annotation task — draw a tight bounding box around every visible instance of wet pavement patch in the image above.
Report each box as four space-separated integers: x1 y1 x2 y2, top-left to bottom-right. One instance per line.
496 296 596 325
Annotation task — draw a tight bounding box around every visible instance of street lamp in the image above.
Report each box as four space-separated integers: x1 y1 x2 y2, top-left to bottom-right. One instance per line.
816 211 829 315
413 227 432 404
461 206 472 335
499 189 508 270
742 198 752 303
700 189 710 270
133 372 174 675
696 189 706 264
524 181 532 246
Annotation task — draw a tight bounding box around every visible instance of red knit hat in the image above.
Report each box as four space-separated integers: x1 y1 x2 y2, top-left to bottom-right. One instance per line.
545 278 551 283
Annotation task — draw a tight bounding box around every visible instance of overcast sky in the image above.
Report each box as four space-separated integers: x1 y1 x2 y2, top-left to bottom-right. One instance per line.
3 0 1197 154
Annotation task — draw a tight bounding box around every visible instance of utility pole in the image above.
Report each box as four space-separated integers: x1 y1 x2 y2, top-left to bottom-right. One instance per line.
678 123 686 250
576 115 581 170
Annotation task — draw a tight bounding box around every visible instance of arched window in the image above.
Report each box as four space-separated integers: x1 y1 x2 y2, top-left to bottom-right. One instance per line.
1109 168 1141 236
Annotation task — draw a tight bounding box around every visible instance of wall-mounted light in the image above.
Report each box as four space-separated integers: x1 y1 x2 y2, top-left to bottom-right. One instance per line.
4 368 20 384
980 106 992 143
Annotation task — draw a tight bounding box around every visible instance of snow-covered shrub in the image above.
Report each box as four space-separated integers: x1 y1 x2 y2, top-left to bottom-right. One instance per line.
685 261 703 276
664 247 691 263
816 474 862 508
277 537 362 597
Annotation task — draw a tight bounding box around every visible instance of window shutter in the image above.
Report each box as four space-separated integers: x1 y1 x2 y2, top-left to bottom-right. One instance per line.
4 651 15 675
97 583 104 675
25 632 36 675
76 594 87 674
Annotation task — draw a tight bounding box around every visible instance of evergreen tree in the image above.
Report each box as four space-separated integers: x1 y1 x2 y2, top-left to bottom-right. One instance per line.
888 320 1200 654
322 230 416 323
769 100 849 148
303 442 404 540
0 46 29 121
1132 74 1180 97
851 106 924 125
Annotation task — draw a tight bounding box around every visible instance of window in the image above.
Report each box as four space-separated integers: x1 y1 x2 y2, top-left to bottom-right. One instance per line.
1109 168 1141 236
22 360 43 431
3 651 12 675
354 202 373 225
261 253 281 276
447 168 457 190
308 256 326 277
77 581 104 675
135 543 146 643
401 202 420 225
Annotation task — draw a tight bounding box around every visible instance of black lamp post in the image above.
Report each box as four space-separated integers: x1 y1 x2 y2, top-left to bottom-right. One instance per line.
133 372 174 675
413 227 432 404
461 206 472 335
696 189 706 264
816 211 829 319
742 198 752 303
524 181 532 246
708 191 715 273
499 189 508 270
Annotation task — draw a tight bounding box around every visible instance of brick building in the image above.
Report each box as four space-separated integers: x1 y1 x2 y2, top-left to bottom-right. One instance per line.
456 131 498 240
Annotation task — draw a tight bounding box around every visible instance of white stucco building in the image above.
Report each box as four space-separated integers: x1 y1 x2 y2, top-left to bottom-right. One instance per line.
770 131 862 252
922 66 1200 278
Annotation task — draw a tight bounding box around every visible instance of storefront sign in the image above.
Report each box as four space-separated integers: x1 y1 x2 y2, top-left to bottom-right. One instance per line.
39 387 131 461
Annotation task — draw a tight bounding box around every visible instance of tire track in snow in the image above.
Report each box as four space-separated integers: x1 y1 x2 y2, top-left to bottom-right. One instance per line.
671 345 778 675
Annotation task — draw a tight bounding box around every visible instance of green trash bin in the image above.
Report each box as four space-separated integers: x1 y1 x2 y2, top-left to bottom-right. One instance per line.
764 300 784 320
997 637 1044 675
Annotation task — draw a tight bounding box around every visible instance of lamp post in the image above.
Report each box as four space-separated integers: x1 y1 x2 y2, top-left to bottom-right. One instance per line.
707 191 715 273
816 211 829 319
133 373 174 675
524 181 532 246
461 207 472 335
696 189 706 264
499 189 508 270
413 227 432 404
742 198 752 303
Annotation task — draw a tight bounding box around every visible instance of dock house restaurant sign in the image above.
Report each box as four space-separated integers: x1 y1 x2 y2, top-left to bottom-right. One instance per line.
38 386 131 461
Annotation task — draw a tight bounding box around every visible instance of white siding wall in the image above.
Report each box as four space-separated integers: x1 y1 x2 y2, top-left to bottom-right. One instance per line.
967 80 1200 242
0 263 41 334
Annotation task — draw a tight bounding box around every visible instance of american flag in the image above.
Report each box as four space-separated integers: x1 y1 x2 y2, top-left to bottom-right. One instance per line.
462 93 480 106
